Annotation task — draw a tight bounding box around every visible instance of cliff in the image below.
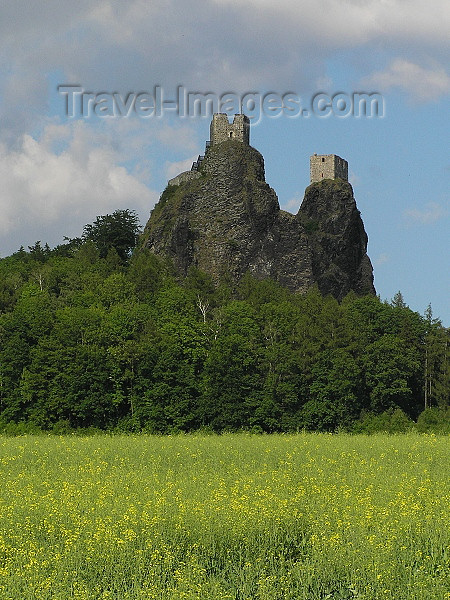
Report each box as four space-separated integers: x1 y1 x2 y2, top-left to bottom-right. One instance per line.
141 140 375 299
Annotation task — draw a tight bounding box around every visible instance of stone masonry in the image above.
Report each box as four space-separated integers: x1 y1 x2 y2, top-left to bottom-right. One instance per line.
168 114 250 186
210 113 250 145
168 171 201 187
310 154 348 183
168 116 350 190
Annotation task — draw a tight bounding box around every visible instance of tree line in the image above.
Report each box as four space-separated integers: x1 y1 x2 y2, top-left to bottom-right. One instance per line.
0 210 448 434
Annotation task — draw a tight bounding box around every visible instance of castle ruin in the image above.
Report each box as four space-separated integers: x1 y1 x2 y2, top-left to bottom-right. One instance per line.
310 154 348 183
210 113 250 145
168 114 250 187
168 115 349 187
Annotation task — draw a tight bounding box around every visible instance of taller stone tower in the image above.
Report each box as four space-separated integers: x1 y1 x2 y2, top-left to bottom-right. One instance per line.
210 113 250 146
310 154 348 183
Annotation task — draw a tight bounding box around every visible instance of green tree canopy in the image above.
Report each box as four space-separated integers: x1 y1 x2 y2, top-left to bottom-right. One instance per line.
82 209 141 261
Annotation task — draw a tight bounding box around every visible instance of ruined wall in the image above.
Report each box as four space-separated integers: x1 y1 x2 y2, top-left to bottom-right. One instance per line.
210 113 250 145
168 171 201 187
310 154 348 183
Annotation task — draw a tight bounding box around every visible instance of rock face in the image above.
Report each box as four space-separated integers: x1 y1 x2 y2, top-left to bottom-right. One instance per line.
299 179 375 299
141 140 375 299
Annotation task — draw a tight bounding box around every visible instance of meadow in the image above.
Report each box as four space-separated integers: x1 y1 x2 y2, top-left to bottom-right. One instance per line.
0 433 448 600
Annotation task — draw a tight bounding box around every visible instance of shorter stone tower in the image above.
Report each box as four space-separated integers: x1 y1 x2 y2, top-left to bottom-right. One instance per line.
210 113 250 146
310 154 348 183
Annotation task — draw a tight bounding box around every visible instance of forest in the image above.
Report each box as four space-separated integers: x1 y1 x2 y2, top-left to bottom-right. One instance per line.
0 210 448 434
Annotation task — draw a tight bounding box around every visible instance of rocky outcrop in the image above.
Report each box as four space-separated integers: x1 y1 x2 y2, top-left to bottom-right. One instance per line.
298 179 375 299
141 140 375 299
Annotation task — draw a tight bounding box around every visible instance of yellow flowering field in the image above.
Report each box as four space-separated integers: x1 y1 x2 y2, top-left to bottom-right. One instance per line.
0 433 448 600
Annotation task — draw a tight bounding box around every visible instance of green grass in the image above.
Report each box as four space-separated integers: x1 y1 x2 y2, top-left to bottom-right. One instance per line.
0 433 448 599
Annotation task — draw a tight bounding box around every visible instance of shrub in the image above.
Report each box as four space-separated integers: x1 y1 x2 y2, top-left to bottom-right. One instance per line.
416 407 450 434
352 408 414 434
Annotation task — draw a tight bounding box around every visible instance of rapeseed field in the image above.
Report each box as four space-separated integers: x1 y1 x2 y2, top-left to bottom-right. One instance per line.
0 433 448 599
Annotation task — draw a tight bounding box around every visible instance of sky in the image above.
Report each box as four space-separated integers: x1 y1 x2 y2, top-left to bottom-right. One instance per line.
0 0 449 323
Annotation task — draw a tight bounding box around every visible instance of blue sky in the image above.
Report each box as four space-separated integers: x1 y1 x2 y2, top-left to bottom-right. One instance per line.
0 0 448 323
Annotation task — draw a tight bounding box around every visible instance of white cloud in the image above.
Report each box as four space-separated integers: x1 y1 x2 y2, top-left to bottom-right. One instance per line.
156 124 199 153
282 193 303 213
0 0 448 256
362 59 450 103
374 253 389 266
1 0 449 145
403 202 448 225
0 121 158 254
165 157 198 180
349 171 361 186
315 75 334 92
210 0 450 44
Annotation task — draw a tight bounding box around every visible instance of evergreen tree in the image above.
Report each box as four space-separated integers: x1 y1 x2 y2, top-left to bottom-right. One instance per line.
423 305 449 410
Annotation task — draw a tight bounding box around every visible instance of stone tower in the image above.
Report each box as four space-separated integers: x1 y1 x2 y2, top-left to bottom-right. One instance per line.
210 113 250 146
310 154 348 183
